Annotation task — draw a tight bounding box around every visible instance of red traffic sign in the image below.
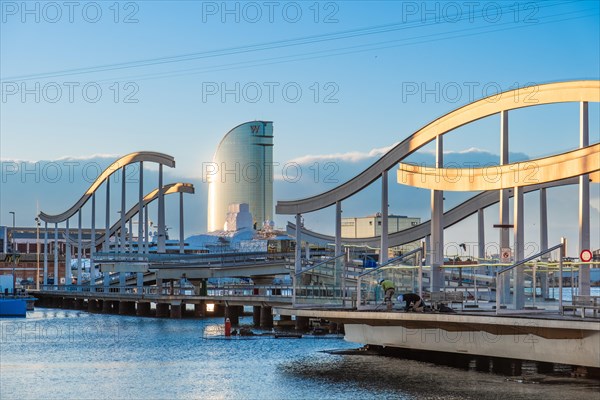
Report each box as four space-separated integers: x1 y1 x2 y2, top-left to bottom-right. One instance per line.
501 248 511 263
580 249 593 262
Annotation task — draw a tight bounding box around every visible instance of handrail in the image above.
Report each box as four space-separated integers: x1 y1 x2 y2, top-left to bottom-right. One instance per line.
356 245 425 307
39 284 294 298
495 240 565 314
95 250 297 261
497 243 563 275
295 254 345 277
358 247 424 278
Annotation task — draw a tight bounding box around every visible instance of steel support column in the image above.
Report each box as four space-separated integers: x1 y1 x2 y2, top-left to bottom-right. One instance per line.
335 201 343 298
430 136 444 292
137 162 144 289
119 167 127 290
105 178 110 252
295 213 302 274
65 219 71 286
157 164 166 253
179 192 184 254
500 110 511 302
335 201 342 257
43 222 48 286
513 185 525 309
103 195 110 292
539 188 549 298
90 193 96 288
540 189 548 253
425 235 431 266
144 204 149 254
579 101 590 295
477 209 485 271
53 223 58 287
559 237 566 310
380 170 389 264
120 167 126 253
103 189 110 287
77 209 82 290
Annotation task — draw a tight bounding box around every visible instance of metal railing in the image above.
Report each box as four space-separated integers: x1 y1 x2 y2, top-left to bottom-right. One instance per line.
441 267 494 305
41 284 178 295
356 246 424 309
293 254 348 307
207 284 292 298
39 283 293 299
94 250 332 266
495 239 565 314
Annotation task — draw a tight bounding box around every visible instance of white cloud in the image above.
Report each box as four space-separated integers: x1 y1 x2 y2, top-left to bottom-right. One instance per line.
285 145 505 165
416 146 491 155
55 153 121 161
0 153 120 163
287 143 400 165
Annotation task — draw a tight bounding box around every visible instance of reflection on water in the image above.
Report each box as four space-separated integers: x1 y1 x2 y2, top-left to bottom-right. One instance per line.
1 309 598 400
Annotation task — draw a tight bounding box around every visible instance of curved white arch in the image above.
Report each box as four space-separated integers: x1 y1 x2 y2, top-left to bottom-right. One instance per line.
398 144 599 191
64 183 194 248
276 80 600 215
287 175 596 248
39 151 175 223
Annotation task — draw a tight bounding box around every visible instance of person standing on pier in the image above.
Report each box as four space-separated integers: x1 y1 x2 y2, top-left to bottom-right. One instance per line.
379 279 395 311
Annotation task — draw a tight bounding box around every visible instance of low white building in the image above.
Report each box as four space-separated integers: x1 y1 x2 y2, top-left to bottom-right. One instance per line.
342 213 420 238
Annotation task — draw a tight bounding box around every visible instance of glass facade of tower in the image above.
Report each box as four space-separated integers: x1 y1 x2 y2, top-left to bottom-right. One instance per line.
207 121 274 232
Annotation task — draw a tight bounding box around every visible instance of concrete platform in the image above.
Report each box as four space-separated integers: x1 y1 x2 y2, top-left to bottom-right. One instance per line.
273 306 600 368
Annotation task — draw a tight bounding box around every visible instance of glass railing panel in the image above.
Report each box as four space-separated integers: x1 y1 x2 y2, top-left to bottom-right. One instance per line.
294 255 346 307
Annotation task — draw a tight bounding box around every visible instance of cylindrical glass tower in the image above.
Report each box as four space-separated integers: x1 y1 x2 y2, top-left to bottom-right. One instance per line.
207 121 274 232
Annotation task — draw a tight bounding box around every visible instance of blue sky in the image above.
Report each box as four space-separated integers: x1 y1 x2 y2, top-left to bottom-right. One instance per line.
1 0 599 255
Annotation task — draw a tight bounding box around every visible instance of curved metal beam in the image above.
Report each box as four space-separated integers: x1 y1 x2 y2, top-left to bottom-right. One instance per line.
398 144 599 191
287 175 596 248
64 183 194 248
39 152 176 223
276 80 600 214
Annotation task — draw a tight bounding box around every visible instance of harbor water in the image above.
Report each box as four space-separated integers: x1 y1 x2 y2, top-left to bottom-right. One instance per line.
1 309 598 400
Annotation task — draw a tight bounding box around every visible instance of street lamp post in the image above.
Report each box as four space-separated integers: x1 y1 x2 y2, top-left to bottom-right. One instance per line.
9 211 16 294
35 217 41 290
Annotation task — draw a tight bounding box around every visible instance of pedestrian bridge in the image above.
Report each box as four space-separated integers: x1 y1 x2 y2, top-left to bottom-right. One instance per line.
95 251 297 281
277 80 600 312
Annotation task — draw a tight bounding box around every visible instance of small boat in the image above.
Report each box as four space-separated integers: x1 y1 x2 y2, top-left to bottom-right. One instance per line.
0 298 27 317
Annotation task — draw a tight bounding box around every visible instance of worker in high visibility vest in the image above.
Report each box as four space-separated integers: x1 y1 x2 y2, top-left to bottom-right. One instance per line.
379 279 395 311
